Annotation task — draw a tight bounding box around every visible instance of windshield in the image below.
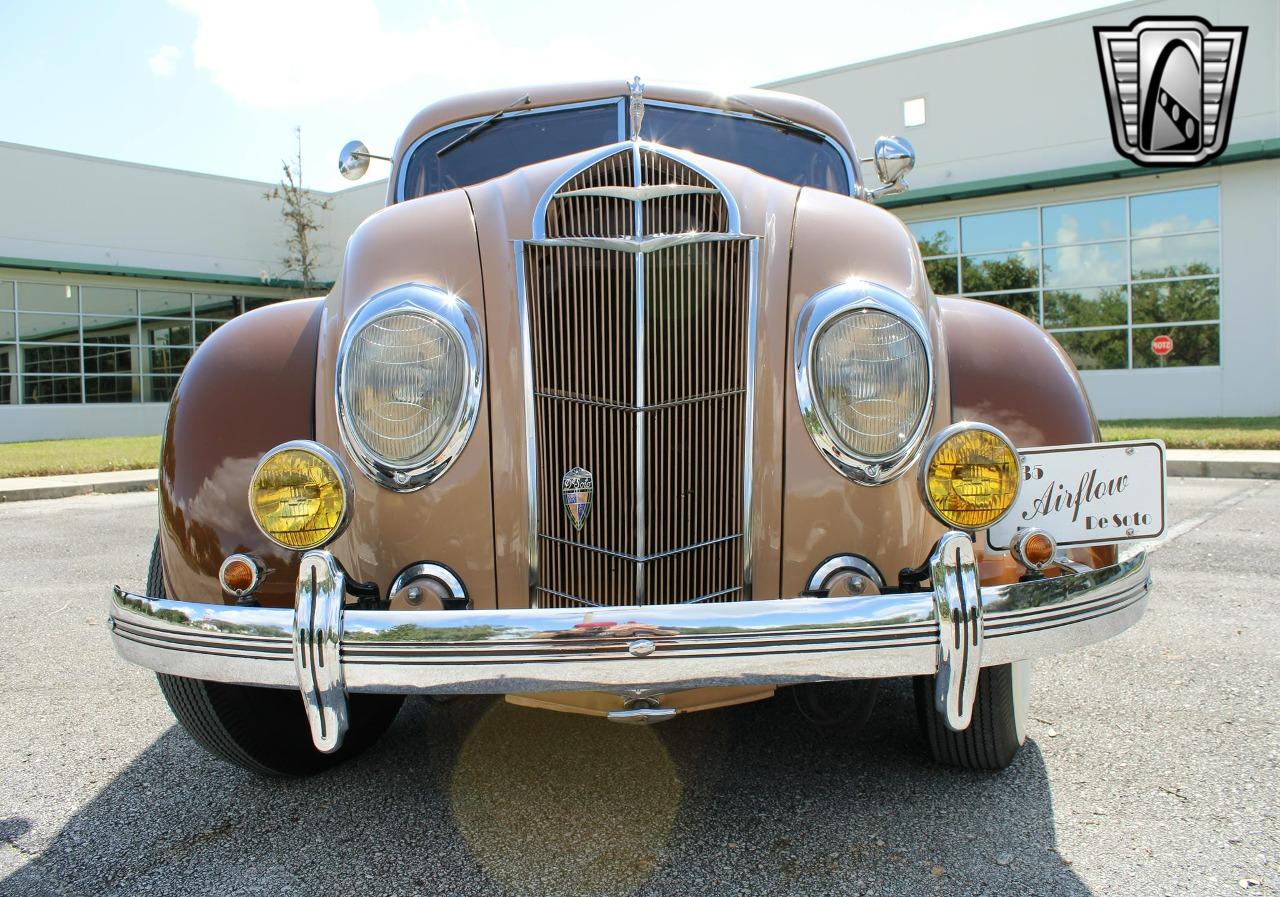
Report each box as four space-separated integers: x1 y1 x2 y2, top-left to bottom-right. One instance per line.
399 102 851 200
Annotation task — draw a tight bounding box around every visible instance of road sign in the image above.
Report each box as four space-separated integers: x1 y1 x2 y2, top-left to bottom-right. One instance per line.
1151 334 1174 356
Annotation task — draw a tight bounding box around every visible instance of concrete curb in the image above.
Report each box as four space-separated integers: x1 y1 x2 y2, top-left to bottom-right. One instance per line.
0 469 158 502
1 449 1278 503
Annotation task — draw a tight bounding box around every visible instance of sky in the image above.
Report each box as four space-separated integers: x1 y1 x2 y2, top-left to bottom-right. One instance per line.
0 0 1118 192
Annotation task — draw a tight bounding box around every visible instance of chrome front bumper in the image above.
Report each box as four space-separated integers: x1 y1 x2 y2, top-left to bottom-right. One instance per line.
109 533 1151 752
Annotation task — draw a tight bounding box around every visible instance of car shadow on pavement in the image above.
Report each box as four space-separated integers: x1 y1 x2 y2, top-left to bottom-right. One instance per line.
2 679 1093 897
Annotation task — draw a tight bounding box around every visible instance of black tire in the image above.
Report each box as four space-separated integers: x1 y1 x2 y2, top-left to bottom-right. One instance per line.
914 661 1030 771
147 537 403 776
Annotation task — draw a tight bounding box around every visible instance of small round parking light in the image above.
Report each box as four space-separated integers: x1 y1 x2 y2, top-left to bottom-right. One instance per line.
1010 528 1057 573
219 554 262 598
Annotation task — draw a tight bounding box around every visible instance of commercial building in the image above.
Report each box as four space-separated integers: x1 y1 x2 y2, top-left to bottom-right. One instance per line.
1 0 1276 442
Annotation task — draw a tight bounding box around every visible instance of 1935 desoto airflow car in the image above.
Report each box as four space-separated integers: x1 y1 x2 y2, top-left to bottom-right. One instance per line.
109 79 1165 776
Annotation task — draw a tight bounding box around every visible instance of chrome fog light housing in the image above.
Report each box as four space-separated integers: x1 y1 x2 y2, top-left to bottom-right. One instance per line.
794 280 934 485
337 283 484 491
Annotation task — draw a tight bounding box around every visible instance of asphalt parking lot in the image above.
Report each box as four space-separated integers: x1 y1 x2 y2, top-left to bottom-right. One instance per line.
1 478 1276 897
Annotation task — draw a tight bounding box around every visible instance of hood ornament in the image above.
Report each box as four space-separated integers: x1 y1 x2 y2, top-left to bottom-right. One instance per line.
561 466 594 531
629 75 645 140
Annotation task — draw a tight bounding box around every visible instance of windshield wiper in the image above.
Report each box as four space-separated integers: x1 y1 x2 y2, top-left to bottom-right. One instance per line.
725 96 804 130
437 93 532 157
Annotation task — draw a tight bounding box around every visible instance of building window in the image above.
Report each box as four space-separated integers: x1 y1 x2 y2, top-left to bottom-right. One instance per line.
0 276 288 406
903 97 926 127
906 185 1221 370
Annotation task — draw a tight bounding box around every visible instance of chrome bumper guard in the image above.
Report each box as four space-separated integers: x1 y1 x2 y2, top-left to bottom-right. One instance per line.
109 533 1151 752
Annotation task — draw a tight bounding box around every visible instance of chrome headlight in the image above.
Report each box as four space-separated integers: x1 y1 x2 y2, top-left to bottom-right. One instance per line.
795 281 934 485
337 283 483 491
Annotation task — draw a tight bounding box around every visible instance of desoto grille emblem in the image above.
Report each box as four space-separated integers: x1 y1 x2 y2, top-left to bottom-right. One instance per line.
1094 16 1247 167
561 467 594 531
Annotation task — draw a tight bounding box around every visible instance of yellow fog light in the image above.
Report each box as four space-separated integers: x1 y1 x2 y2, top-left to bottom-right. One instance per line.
921 424 1020 531
249 441 351 550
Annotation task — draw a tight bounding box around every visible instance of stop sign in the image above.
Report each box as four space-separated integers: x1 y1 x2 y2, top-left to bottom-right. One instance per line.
1151 334 1174 356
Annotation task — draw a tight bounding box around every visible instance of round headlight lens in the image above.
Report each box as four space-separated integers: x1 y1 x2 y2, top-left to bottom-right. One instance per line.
811 309 930 461
342 311 467 465
923 426 1020 530
249 444 348 550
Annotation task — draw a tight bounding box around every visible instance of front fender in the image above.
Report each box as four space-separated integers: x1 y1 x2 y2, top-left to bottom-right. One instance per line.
158 297 325 608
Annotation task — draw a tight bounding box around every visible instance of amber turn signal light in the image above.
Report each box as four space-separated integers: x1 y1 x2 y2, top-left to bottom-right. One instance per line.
920 423 1020 531
219 554 261 597
248 441 350 551
1010 528 1057 572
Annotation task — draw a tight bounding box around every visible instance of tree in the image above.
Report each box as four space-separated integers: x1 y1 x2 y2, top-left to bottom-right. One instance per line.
264 127 331 295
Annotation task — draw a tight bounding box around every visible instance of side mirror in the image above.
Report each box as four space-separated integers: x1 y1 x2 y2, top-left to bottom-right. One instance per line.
337 140 390 181
865 135 915 200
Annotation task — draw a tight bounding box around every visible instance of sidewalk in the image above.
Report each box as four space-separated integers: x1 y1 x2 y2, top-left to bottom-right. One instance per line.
1 449 1278 503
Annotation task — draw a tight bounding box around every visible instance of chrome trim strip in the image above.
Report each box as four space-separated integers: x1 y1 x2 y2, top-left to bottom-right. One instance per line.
930 532 983 731
633 143 647 604
793 280 936 486
110 550 1151 703
293 552 349 753
556 184 721 200
248 440 354 550
743 239 760 597
334 283 485 492
529 233 750 253
538 532 741 564
514 242 539 605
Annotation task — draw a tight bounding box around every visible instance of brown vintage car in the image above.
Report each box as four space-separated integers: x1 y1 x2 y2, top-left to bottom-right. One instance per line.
109 79 1165 776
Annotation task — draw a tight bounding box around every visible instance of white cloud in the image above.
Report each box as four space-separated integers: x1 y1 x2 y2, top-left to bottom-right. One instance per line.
170 0 624 109
148 45 182 78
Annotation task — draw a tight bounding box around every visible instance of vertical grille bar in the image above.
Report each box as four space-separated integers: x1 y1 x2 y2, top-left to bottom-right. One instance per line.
522 144 754 607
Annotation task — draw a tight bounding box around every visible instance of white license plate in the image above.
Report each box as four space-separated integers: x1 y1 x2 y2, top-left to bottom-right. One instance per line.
987 440 1166 550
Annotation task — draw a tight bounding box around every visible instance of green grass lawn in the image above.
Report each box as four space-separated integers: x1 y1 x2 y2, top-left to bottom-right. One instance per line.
0 435 162 478
1100 417 1280 450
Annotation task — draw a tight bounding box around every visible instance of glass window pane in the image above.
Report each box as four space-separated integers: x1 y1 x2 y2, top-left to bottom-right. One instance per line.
0 376 15 405
22 344 81 375
1043 242 1127 288
0 345 11 374
23 375 81 404
85 376 139 403
82 316 139 344
17 282 76 313
923 258 958 294
1132 324 1219 368
140 290 191 316
18 312 78 341
84 341 137 375
960 208 1037 253
1044 286 1128 329
1042 198 1125 245
1131 233 1219 280
908 219 957 256
0 312 13 341
82 286 137 316
193 294 239 320
1052 329 1128 370
1130 186 1218 236
1132 279 1219 325
143 320 193 347
961 250 1039 293
245 296 277 312
0 282 13 310
194 320 223 343
148 347 191 375
144 376 180 403
980 292 1039 320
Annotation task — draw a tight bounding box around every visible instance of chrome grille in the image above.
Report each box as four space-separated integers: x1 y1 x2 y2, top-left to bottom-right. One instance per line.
522 145 754 608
